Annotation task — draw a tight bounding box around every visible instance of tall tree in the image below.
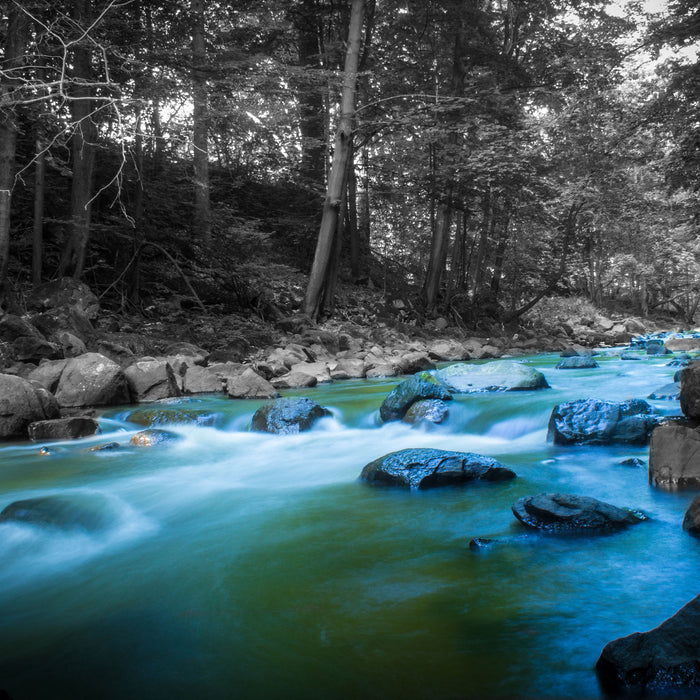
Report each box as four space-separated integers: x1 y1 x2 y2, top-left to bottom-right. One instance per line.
303 0 365 320
192 0 211 245
0 3 29 300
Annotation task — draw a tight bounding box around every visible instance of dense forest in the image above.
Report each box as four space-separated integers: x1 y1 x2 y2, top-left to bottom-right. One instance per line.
0 0 698 334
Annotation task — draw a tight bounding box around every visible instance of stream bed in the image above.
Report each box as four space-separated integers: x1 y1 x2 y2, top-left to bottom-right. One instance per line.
0 351 698 699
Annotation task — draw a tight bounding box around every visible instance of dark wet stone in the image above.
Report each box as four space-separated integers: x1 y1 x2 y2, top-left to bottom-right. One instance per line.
468 537 496 551
28 417 100 441
402 399 449 426
251 397 331 435
648 382 680 400
379 374 452 423
619 458 645 468
596 593 700 695
360 448 516 491
649 423 700 491
683 495 700 536
88 442 120 452
512 492 646 533
547 398 660 446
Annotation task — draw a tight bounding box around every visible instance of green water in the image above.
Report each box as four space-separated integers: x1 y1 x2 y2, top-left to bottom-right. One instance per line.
0 353 697 699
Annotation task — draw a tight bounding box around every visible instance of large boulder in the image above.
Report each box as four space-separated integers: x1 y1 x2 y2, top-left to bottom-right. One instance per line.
649 422 700 491
28 277 99 319
547 398 660 445
0 313 59 364
666 337 700 353
0 373 60 438
28 417 100 441
680 363 700 419
394 351 435 375
226 367 279 399
126 406 222 428
27 359 68 392
434 360 549 393
0 493 116 532
428 340 469 362
596 594 700 695
54 353 129 408
270 371 317 390
251 397 331 435
512 492 646 533
647 382 680 400
379 374 452 422
182 365 223 394
360 448 516 490
124 359 181 402
683 494 700 535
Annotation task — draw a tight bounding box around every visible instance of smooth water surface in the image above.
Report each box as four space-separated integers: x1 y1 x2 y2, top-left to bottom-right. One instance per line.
0 352 697 699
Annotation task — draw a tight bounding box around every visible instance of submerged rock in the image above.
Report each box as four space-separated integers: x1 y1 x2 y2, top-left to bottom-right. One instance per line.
251 397 330 435
547 398 660 445
129 428 179 447
647 382 680 400
379 374 452 423
433 360 549 393
596 593 700 694
360 448 516 490
402 399 449 426
512 493 645 533
555 356 599 369
0 493 116 532
126 406 221 428
649 422 700 491
680 363 700 419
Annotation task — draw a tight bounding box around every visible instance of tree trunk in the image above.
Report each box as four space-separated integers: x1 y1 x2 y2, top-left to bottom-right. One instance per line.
303 0 365 320
0 5 29 300
32 135 45 288
489 214 510 297
59 0 97 280
471 189 495 300
422 202 453 313
192 0 211 245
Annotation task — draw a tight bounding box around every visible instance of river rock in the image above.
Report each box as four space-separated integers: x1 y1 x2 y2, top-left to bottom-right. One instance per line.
129 428 179 447
0 373 60 439
646 340 671 355
428 339 469 362
683 495 700 535
434 360 549 393
124 359 181 402
28 417 100 441
0 493 115 532
226 367 279 399
28 277 99 319
647 382 680 400
329 358 366 380
126 407 221 428
666 337 700 352
360 448 516 490
182 365 223 394
680 363 700 418
379 374 452 422
54 352 130 408
27 359 69 392
555 356 599 369
547 398 660 445
596 593 700 694
395 351 435 375
251 397 330 434
288 360 332 383
402 399 449 426
270 371 317 389
649 423 700 491
512 493 645 532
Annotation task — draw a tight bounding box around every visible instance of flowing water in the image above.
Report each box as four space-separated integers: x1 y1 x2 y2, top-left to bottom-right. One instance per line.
0 352 697 699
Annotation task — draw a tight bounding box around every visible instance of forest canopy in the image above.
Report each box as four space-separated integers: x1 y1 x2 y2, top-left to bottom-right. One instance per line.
0 0 698 327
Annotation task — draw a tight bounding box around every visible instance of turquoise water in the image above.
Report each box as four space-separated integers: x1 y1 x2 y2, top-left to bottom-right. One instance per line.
0 352 697 699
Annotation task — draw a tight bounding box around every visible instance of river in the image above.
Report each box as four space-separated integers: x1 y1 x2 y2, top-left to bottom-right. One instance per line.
0 351 697 699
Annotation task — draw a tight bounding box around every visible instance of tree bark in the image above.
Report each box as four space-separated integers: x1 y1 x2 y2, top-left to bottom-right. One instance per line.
59 0 97 280
0 5 29 300
32 135 45 288
192 0 211 245
303 0 365 320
